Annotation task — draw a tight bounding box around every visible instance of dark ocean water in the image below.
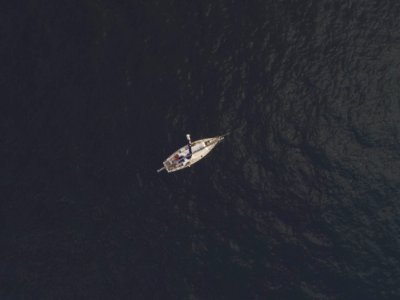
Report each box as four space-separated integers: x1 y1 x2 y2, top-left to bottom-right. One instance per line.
2 0 400 299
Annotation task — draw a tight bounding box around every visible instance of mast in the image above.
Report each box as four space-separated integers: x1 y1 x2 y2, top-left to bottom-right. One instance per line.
186 134 192 156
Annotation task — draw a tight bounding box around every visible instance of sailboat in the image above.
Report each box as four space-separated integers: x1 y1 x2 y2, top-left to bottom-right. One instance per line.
157 133 227 173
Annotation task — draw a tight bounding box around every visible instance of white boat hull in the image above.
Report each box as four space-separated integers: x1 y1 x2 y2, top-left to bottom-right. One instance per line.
158 135 225 173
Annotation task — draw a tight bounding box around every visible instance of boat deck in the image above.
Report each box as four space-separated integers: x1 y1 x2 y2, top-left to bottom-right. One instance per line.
158 135 226 173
